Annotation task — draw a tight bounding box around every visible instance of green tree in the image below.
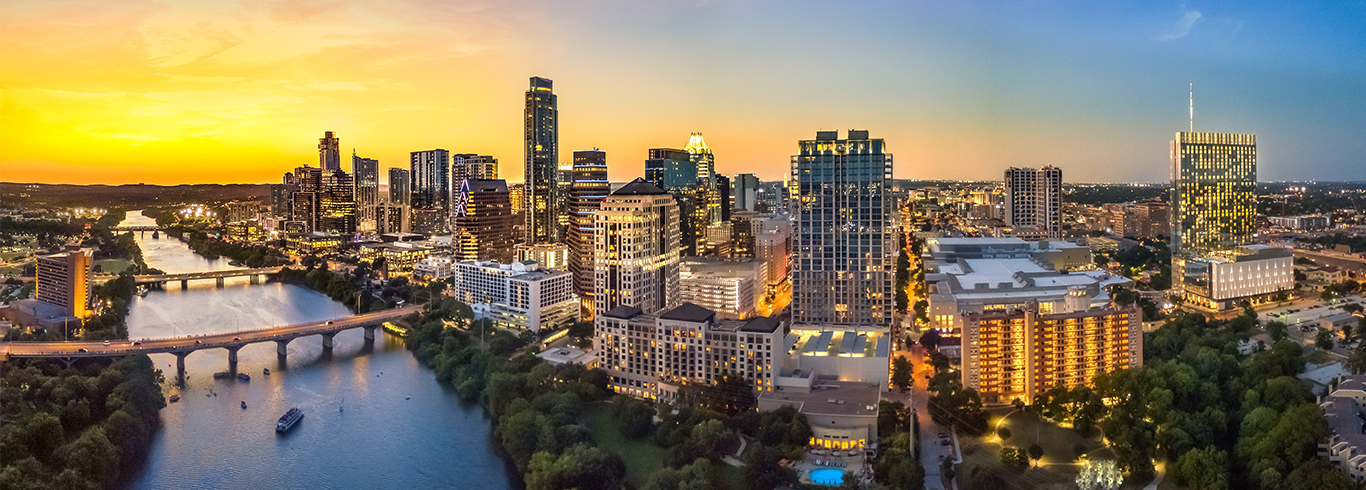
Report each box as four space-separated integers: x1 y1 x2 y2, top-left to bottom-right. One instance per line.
741 444 796 490
1027 443 1044 467
690 419 732 460
62 427 119 487
997 426 1012 441
1316 328 1335 351
1000 447 1029 472
919 328 942 350
1266 321 1289 342
525 443 626 490
891 355 914 390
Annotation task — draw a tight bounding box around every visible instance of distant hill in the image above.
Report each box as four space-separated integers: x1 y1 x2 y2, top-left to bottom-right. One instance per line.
1 182 271 208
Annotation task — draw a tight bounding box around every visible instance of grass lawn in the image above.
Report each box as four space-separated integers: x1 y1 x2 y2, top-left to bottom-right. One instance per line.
583 402 665 487
95 258 132 274
955 409 1113 489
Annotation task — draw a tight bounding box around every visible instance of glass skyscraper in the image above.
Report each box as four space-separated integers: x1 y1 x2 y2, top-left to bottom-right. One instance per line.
790 130 894 330
318 131 340 171
352 152 380 233
1169 132 1257 252
524 76 561 244
569 150 608 306
410 149 450 234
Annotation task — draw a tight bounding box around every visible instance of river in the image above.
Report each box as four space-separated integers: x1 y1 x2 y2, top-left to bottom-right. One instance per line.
120 212 513 489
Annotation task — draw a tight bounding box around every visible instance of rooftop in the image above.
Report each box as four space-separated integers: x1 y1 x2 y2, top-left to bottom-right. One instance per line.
602 305 643 320
611 177 668 196
659 302 716 323
758 378 881 417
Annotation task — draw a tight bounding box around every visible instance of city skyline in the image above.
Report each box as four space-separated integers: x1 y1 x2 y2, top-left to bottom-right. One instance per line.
2 1 1362 185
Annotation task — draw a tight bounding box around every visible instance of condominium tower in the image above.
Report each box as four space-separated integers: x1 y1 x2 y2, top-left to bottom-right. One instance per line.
645 148 703 255
411 149 450 234
1170 132 1257 252
319 131 340 171
451 179 516 263
524 76 562 244
452 154 498 182
352 152 380 233
1004 166 1063 240
790 130 894 330
388 168 411 207
568 150 609 308
594 178 681 317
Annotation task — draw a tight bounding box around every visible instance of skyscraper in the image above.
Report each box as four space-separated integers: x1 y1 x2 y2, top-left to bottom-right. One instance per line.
452 154 498 181
319 169 356 234
524 76 561 244
684 133 720 227
319 131 340 171
292 166 323 232
716 175 731 222
1170 132 1257 252
734 173 760 212
790 130 894 330
645 148 703 255
388 168 411 206
411 149 450 234
451 179 515 263
594 178 680 317
352 152 380 233
568 150 609 309
1004 166 1063 240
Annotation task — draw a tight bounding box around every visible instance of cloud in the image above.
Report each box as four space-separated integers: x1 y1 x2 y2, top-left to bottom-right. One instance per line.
1158 8 1202 41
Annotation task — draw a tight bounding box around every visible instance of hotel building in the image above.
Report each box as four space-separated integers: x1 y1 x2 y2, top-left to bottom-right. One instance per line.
593 178 681 317
35 246 94 319
452 260 578 333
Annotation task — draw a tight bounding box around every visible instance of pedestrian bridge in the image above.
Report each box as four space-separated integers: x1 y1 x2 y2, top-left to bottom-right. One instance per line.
95 267 285 287
0 307 416 380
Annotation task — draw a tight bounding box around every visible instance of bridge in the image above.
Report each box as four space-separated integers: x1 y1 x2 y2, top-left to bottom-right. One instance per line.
95 267 285 288
0 307 416 381
112 225 162 232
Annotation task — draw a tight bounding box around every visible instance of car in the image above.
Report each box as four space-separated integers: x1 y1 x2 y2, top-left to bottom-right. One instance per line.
132 341 141 346
326 321 334 325
195 340 202 344
103 340 110 346
233 337 240 341
938 432 948 439
78 348 88 353
940 440 952 446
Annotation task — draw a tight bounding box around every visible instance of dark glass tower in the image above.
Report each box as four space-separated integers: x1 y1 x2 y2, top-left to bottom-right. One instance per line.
524 76 561 244
568 150 609 307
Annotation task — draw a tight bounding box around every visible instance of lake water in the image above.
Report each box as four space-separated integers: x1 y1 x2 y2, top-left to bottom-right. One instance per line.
120 212 512 489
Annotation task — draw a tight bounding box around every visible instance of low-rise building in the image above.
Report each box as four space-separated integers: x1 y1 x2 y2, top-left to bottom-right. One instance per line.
286 232 345 256
514 243 570 271
1321 375 1366 484
924 254 1130 334
452 260 578 333
537 345 598 368
357 242 432 278
679 257 761 320
1174 245 1294 311
413 255 454 284
1271 215 1332 231
757 378 880 453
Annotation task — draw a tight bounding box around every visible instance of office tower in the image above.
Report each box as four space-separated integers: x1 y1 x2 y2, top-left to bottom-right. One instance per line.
962 296 1142 405
271 182 295 220
716 175 731 222
790 130 893 330
524 76 561 245
1170 132 1257 252
1004 166 1063 240
734 173 760 212
292 166 323 231
684 132 720 227
353 152 380 233
645 148 703 255
452 260 578 332
320 169 357 234
452 154 498 181
594 178 681 316
388 168 412 207
729 211 759 257
451 179 515 263
411 149 450 234
35 246 93 319
509 183 526 213
568 150 609 308
377 203 411 234
319 131 340 171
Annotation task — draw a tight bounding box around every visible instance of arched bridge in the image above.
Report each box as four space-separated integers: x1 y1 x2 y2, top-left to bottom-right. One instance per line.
0 307 415 380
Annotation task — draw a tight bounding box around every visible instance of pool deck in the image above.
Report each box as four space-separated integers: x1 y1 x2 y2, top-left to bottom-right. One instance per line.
794 447 872 486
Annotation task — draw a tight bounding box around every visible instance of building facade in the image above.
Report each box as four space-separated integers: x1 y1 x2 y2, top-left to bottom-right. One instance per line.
411 149 451 234
514 243 570 271
319 131 340 171
594 178 681 317
524 76 562 245
1004 166 1063 241
1173 244 1294 310
790 130 894 331
452 260 578 332
452 154 498 182
1170 132 1257 253
352 153 380 234
680 257 761 320
645 147 704 255
568 150 609 310
388 168 411 207
451 179 516 263
35 246 93 319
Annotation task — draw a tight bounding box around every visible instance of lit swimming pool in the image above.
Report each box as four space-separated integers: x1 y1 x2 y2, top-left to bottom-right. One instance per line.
810 468 844 486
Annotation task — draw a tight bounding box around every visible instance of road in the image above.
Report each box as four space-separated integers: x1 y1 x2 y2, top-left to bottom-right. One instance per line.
885 344 956 490
1 306 415 360
1294 249 1366 275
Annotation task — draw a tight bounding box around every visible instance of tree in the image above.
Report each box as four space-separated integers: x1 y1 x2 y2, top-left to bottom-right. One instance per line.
741 444 796 490
1000 447 1029 472
1027 443 1044 467
1343 324 1354 341
1266 321 1289 342
1075 459 1122 490
690 419 732 460
1316 328 1335 351
525 443 626 490
891 356 914 390
919 328 942 351
997 427 1012 441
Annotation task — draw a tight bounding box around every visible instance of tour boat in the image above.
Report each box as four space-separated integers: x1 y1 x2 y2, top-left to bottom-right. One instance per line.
276 408 304 432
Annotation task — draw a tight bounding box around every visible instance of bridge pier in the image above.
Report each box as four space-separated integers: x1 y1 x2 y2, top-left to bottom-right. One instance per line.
364 325 377 342
216 277 225 288
60 358 76 369
226 346 241 372
321 332 337 350
174 352 189 383
181 280 188 290
250 275 261 285
277 339 291 357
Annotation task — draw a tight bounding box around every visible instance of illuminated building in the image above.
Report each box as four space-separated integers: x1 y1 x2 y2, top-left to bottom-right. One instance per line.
410 149 450 234
451 179 515 263
413 255 453 284
754 214 792 290
961 296 1142 405
524 76 563 245
1269 215 1331 231
285 232 343 256
318 131 340 171
568 150 609 309
224 202 260 223
453 260 577 333
319 169 356 234
352 152 380 234
595 303 783 400
358 242 432 278
451 154 498 181
1004 166 1063 241
593 178 680 317
1173 245 1293 310
514 243 570 271
645 147 704 255
729 211 758 257
376 204 410 234
388 168 411 207
271 181 295 220
680 257 761 320
684 132 721 228
1170 132 1257 253
790 130 893 331
226 220 265 242
734 173 760 212
292 166 322 231
35 246 93 319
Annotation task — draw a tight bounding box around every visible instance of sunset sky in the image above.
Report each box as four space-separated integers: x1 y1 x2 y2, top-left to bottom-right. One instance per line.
1 0 1362 185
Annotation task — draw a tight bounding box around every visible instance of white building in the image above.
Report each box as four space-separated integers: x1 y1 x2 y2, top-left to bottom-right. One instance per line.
413 255 453 283
451 260 578 333
514 243 570 271
594 178 681 317
1004 166 1063 241
925 255 1131 333
1174 244 1294 311
680 258 760 320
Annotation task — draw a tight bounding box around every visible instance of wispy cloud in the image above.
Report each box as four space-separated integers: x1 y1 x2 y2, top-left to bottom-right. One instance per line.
1158 7 1202 41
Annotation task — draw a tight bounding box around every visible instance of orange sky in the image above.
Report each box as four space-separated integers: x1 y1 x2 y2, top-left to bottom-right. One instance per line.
3 1 1361 184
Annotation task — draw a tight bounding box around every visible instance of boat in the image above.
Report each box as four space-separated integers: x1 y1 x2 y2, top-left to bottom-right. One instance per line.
139 287 149 298
263 368 271 376
241 401 247 409
382 321 408 337
276 408 304 432
213 371 230 379
237 373 251 381
152 230 159 239
169 395 180 403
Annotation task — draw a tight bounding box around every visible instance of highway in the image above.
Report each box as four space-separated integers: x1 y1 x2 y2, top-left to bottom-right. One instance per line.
0 306 415 361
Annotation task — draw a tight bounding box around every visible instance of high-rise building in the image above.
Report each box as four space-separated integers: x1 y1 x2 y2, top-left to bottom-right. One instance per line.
524 76 562 245
568 150 609 309
319 169 357 234
716 175 731 222
352 152 380 233
319 131 340 171
1170 132 1257 252
515 243 570 271
733 173 760 212
452 154 498 181
271 182 295 220
388 168 411 207
411 149 451 234
1004 166 1063 240
645 148 703 255
790 130 893 331
684 132 720 227
35 246 93 319
292 166 323 232
451 179 515 263
377 203 410 234
594 178 681 317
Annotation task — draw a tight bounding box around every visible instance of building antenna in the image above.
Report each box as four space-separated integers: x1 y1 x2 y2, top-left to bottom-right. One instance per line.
1189 83 1194 132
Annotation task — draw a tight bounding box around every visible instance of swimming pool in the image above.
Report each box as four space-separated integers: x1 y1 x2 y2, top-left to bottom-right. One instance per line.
810 468 844 486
